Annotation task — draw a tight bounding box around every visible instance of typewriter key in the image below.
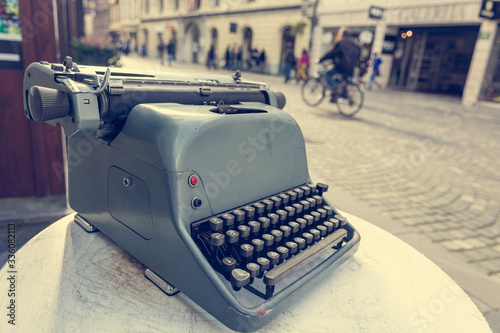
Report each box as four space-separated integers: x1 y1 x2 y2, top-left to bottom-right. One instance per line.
257 257 270 273
270 230 283 244
253 202 265 215
313 195 323 205
278 193 289 205
307 183 317 193
300 185 311 196
243 206 255 220
288 222 299 235
262 199 274 212
323 221 334 233
248 221 260 235
334 214 347 227
246 263 260 280
294 237 306 250
267 251 280 266
238 225 250 239
226 230 239 245
268 213 279 227
276 246 289 262
317 225 327 237
286 241 298 255
309 228 321 241
221 213 235 229
233 209 245 224
316 208 327 219
279 225 291 240
292 203 303 215
293 187 304 200
284 206 295 219
270 196 282 209
210 233 225 247
310 211 321 224
239 244 254 258
302 232 313 246
329 218 340 229
296 218 307 231
258 217 270 231
251 239 264 254
303 214 314 227
323 205 333 217
316 183 329 196
276 210 287 222
307 197 316 209
300 200 310 211
209 218 224 232
230 268 251 290
286 190 297 203
262 234 275 249
222 257 237 272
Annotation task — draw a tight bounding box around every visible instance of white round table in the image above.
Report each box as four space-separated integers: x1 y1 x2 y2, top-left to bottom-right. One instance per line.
0 212 492 332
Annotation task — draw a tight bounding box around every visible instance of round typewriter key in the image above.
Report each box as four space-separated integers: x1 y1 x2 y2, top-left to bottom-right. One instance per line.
221 213 235 228
316 183 329 196
300 200 310 211
276 210 287 222
313 195 323 205
251 239 264 253
323 221 334 233
209 217 223 232
300 185 311 196
210 233 225 246
317 225 327 237
230 268 250 289
262 199 274 212
307 197 316 208
292 203 303 215
280 225 291 238
248 221 260 235
309 228 321 241
257 257 270 272
286 241 298 255
317 208 327 219
307 183 317 192
284 206 295 219
268 213 279 227
253 202 265 215
334 214 348 227
276 246 289 261
294 237 306 250
288 221 299 234
286 190 297 203
296 218 307 231
302 232 313 245
329 218 340 229
303 214 314 226
294 187 304 200
222 257 237 272
258 217 270 230
323 205 333 217
311 211 321 223
267 251 280 266
246 263 260 278
233 209 245 224
270 196 282 209
270 230 283 243
239 244 254 258
238 225 250 238
262 234 274 247
278 193 290 205
243 205 255 220
226 230 240 244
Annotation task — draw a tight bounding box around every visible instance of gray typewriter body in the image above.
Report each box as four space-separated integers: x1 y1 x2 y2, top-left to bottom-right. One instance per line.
23 58 360 332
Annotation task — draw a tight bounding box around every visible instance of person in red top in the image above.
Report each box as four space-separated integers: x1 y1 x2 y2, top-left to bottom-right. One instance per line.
296 49 310 83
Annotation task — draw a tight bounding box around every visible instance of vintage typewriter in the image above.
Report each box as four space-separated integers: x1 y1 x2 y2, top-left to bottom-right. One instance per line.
23 57 360 332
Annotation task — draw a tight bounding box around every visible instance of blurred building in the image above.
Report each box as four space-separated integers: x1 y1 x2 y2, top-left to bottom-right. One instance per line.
312 0 500 106
135 0 310 74
120 0 142 52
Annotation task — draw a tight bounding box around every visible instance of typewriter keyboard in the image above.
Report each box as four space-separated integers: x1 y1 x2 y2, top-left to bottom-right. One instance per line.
190 183 350 299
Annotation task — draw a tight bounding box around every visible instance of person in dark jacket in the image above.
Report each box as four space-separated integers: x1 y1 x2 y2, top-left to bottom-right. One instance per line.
283 42 295 83
319 30 361 101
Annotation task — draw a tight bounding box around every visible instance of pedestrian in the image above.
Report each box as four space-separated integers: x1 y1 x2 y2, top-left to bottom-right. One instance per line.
368 53 383 90
234 46 243 70
318 30 361 102
207 42 216 69
295 49 310 83
167 39 175 66
158 39 165 65
224 45 232 69
257 48 266 72
282 42 295 83
141 44 147 58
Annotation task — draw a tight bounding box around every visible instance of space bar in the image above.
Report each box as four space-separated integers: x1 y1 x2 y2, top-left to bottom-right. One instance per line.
263 229 347 287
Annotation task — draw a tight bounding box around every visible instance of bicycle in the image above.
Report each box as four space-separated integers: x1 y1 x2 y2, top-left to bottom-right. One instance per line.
301 62 364 117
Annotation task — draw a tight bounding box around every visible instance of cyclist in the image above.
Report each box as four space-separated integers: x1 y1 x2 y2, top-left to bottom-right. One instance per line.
319 30 361 102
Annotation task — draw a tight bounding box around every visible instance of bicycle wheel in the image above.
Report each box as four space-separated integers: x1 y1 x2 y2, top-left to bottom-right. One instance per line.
337 81 364 117
301 78 326 107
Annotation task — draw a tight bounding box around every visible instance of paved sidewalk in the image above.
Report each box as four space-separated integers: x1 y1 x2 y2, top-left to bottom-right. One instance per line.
120 54 500 330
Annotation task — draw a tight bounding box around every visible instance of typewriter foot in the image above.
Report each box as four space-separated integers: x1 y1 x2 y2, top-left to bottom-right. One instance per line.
74 214 99 233
265 285 275 299
145 269 180 296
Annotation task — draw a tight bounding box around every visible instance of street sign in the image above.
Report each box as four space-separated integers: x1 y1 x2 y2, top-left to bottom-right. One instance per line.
369 6 384 19
382 35 396 54
479 0 500 19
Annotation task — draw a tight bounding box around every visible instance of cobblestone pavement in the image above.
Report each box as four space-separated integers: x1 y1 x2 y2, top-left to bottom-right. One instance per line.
120 55 500 328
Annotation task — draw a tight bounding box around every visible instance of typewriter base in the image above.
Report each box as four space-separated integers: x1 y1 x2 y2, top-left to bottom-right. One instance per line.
0 212 492 333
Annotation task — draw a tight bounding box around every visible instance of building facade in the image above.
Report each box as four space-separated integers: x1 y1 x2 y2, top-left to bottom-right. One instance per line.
313 0 499 106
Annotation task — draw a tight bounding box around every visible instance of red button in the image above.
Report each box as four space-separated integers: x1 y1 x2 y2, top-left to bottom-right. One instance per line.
189 175 198 187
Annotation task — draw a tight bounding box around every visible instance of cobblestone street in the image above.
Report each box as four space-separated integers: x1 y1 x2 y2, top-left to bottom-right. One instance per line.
120 55 500 329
